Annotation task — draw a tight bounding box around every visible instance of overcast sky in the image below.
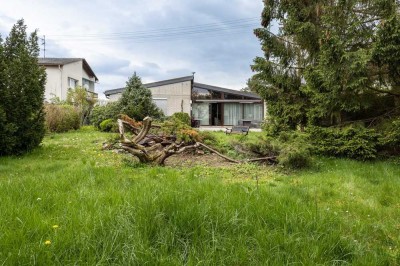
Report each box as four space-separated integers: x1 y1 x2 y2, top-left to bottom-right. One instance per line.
0 0 264 99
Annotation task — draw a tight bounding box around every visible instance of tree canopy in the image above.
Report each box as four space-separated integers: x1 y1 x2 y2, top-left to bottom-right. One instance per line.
119 73 162 121
250 0 400 130
0 19 46 155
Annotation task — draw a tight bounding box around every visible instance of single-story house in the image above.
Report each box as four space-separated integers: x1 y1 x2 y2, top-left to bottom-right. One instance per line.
104 75 265 127
38 58 98 102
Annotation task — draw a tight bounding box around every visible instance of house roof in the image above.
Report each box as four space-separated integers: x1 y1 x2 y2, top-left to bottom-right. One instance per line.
103 75 261 100
193 82 261 99
104 75 194 96
38 57 99 82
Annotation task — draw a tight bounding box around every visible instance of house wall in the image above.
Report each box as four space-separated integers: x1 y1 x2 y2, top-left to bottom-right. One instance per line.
149 80 191 116
62 60 83 99
44 66 62 102
107 80 192 117
43 60 86 101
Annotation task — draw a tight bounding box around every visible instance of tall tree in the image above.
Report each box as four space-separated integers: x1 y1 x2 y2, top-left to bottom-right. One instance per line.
251 0 400 130
0 19 46 155
119 73 162 121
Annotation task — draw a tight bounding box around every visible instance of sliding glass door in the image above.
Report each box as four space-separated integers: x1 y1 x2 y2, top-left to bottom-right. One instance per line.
192 103 210 125
223 103 242 125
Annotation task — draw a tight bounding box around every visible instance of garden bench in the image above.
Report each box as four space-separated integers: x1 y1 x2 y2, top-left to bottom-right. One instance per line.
225 126 249 136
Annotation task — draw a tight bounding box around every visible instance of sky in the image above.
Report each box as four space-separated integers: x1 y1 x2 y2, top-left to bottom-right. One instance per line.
0 0 264 99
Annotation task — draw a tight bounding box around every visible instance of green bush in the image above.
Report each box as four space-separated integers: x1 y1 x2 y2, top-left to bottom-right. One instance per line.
278 143 312 169
0 20 46 156
238 131 312 169
90 102 120 129
99 119 118 132
45 104 80 133
377 119 400 155
171 112 191 126
308 126 378 160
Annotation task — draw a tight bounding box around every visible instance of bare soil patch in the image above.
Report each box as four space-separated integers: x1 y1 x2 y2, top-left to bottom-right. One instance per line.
164 151 237 168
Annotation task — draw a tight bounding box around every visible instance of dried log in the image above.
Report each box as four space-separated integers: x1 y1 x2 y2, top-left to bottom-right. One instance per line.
196 142 240 163
116 116 277 166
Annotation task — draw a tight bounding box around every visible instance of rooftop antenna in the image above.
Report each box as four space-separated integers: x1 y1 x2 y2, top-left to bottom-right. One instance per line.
40 35 46 58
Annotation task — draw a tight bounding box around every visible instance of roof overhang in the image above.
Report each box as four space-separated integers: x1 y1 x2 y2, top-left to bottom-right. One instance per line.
104 75 194 96
193 82 261 99
194 99 262 103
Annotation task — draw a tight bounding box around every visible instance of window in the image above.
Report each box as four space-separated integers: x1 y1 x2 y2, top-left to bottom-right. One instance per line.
68 77 78 89
82 78 94 91
153 98 167 115
243 104 263 121
224 103 242 125
192 87 221 100
192 103 210 125
224 93 243 100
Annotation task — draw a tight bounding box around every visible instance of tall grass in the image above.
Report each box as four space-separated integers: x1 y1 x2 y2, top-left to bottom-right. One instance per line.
0 128 399 265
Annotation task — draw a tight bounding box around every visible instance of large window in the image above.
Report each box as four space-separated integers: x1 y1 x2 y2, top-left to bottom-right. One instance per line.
224 103 242 126
243 104 263 121
192 87 221 100
192 103 210 125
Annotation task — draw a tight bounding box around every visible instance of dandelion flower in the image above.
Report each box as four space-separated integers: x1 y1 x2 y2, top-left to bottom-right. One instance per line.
44 240 51 245
52 225 59 229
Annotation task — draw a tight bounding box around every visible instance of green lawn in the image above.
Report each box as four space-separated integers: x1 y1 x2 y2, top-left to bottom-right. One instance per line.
0 128 399 265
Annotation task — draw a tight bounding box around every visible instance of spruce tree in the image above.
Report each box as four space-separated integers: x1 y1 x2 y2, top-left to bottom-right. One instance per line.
251 0 400 129
119 73 162 121
0 19 46 155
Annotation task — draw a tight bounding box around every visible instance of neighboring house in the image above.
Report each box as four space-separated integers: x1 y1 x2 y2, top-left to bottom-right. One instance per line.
104 76 265 127
38 58 99 102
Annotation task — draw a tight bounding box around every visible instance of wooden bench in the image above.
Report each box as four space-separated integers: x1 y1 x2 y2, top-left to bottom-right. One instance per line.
225 126 249 135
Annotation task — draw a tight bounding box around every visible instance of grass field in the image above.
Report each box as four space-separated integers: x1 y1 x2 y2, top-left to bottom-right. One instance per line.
0 128 399 265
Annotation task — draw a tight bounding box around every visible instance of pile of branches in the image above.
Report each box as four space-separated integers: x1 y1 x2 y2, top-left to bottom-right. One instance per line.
110 116 276 165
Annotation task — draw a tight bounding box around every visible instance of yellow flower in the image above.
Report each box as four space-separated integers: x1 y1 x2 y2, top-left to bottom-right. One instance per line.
52 225 59 229
44 240 51 245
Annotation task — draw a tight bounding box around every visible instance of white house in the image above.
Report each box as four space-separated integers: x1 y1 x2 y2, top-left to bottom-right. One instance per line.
38 58 98 102
104 76 265 127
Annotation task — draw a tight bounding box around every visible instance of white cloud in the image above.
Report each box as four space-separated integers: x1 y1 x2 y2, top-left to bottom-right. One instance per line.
0 0 264 99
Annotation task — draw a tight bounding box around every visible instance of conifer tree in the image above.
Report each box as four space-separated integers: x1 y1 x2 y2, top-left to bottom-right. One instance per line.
118 73 162 121
251 0 400 130
0 19 46 155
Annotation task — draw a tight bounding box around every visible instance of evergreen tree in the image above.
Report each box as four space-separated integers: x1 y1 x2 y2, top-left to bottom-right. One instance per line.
118 73 162 121
0 19 46 155
251 0 400 129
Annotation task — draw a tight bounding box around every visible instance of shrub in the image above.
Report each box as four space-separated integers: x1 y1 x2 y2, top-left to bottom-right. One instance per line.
307 126 378 160
45 104 80 133
90 102 120 129
198 131 218 146
99 119 118 132
377 119 400 155
66 87 97 125
171 112 191 126
236 131 312 169
0 20 46 155
278 143 312 169
159 116 200 143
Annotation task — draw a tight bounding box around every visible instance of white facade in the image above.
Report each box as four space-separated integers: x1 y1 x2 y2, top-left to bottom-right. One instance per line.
39 58 98 102
107 79 192 116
